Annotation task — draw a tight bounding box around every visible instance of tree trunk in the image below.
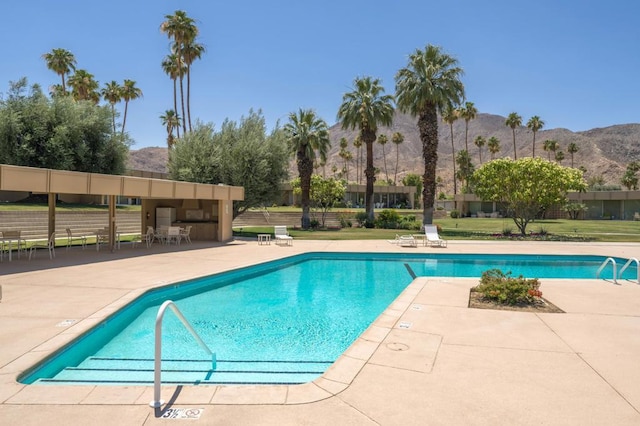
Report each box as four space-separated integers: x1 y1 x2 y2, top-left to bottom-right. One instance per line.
186 66 192 132
173 78 180 139
297 150 313 229
450 123 457 195
179 73 187 135
419 107 438 225
363 129 376 222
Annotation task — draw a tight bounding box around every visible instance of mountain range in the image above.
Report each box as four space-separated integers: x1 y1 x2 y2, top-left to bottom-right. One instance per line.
127 112 640 193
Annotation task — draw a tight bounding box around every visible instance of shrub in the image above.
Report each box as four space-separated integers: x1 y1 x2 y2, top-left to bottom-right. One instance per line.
473 269 542 306
309 219 320 229
375 209 401 229
355 211 374 228
450 209 459 219
338 214 353 228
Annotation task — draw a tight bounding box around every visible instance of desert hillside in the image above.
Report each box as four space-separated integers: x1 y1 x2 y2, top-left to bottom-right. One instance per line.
128 112 640 193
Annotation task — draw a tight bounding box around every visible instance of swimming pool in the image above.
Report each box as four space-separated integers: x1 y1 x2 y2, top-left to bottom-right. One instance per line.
19 252 635 386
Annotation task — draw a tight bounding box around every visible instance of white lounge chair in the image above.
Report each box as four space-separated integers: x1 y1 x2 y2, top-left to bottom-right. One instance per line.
424 225 447 247
274 226 293 246
396 234 417 247
29 232 56 260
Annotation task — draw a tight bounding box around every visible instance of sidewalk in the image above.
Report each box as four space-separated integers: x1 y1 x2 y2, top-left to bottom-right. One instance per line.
0 240 639 425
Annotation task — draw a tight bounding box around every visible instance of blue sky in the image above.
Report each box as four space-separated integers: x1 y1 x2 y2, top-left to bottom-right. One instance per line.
2 0 638 149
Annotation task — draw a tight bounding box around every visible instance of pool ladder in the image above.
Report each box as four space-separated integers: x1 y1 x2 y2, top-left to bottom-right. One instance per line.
150 300 215 408
596 257 640 284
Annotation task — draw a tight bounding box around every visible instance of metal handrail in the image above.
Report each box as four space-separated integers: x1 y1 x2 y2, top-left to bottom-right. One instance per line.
150 300 216 408
596 257 617 284
619 257 640 283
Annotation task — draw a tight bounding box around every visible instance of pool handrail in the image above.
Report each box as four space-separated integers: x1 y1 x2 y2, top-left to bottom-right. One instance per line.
150 300 216 408
619 257 640 283
596 257 618 284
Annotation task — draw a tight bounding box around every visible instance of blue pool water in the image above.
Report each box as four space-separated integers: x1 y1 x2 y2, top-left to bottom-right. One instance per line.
20 253 635 386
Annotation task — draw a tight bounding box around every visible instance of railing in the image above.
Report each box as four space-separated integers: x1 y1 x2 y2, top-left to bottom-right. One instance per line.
262 207 270 224
150 300 216 408
619 257 640 283
596 257 618 284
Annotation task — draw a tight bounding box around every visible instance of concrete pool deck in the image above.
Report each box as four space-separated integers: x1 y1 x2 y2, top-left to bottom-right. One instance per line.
0 239 639 425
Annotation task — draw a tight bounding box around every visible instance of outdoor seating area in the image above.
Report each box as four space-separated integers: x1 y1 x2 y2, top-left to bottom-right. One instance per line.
28 232 56 260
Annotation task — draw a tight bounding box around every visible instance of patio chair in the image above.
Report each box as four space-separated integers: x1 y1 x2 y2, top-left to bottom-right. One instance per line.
396 234 417 247
66 227 87 250
179 225 192 244
29 232 56 260
424 225 447 247
166 226 181 245
274 226 293 246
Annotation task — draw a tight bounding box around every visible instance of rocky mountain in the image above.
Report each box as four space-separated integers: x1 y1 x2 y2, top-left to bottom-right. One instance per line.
128 112 640 193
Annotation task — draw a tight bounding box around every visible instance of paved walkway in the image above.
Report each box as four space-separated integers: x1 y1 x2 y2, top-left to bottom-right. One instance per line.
0 239 639 425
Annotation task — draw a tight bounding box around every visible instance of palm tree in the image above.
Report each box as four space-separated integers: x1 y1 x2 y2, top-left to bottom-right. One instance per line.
101 81 122 135
395 44 465 225
567 142 579 167
555 150 565 164
120 79 143 137
474 135 486 164
526 115 544 157
67 69 99 103
377 134 389 183
441 104 459 195
161 54 185 138
339 137 350 182
391 132 404 185
543 139 558 161
179 39 205 132
460 101 477 152
337 76 395 222
160 109 181 148
42 48 76 95
353 136 363 184
161 10 198 135
505 112 522 159
487 136 500 160
283 108 330 229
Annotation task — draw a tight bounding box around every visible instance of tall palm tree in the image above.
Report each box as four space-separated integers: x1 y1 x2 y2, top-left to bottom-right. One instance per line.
487 136 500 160
460 101 477 152
42 48 76 95
391 132 404 185
160 109 181 148
339 137 350 181
353 136 363 184
474 135 486 164
179 39 205 132
337 76 395 222
395 44 465 225
101 81 122 135
555 150 565 164
505 112 522 159
283 108 330 229
567 142 579 167
161 10 198 135
377 134 389 183
161 54 185 138
543 139 558 161
120 79 143 137
526 115 544 158
67 69 99 103
441 104 459 195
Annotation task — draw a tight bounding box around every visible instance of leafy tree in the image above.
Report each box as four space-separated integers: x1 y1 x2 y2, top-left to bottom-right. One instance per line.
160 109 181 148
291 175 346 227
472 157 586 234
395 44 465 224
543 139 558 161
120 79 142 137
621 161 640 190
505 112 522 159
474 135 486 164
567 142 579 167
460 101 477 152
0 78 129 174
441 104 459 195
101 80 122 135
337 76 394 222
391 131 404 185
455 150 474 193
377 133 389 182
402 173 423 208
563 202 588 220
168 111 289 218
284 108 330 229
526 115 544 157
487 136 500 160
42 48 76 95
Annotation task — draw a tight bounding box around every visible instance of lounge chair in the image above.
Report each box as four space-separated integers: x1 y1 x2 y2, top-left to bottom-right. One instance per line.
396 234 417 247
274 226 293 246
424 225 447 247
29 232 56 260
